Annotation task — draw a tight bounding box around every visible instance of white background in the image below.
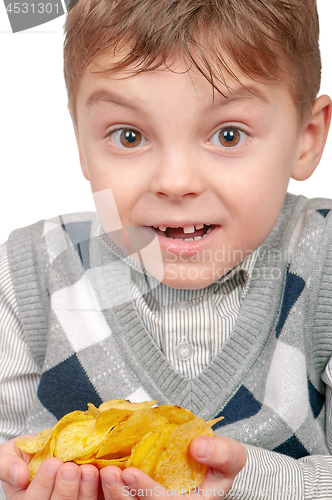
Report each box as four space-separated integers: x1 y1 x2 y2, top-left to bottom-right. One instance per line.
0 1 331 243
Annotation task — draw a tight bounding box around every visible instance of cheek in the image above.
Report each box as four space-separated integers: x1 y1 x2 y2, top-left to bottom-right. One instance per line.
223 167 290 250
91 169 147 225
82 152 130 196
239 186 286 249
233 136 297 210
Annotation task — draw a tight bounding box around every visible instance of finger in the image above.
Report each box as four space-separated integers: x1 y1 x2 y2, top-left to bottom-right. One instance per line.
0 452 30 488
79 464 99 499
0 436 33 488
121 467 165 500
100 466 128 500
194 467 229 500
51 462 81 500
8 458 63 500
190 436 247 479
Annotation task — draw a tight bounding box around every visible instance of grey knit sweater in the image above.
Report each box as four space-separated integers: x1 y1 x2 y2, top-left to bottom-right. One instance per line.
6 193 332 499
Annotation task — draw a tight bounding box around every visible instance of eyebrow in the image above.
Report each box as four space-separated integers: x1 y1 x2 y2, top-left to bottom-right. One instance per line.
86 84 270 114
86 89 149 116
211 85 270 107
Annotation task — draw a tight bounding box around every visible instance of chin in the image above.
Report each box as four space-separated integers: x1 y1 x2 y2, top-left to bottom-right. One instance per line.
161 273 217 290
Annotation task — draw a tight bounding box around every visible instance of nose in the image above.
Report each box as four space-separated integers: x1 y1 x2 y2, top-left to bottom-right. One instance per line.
149 150 205 201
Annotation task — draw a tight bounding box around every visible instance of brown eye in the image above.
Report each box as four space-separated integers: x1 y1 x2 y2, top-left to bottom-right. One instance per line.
119 129 142 148
109 128 148 150
218 128 241 147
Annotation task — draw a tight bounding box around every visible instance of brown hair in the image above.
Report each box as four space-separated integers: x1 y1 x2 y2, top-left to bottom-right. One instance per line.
64 0 321 127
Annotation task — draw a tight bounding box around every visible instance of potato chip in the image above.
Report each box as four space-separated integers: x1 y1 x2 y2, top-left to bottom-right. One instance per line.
16 399 223 490
16 427 53 454
153 417 215 492
50 411 95 460
96 408 132 430
28 439 53 482
206 416 224 427
86 403 99 417
96 409 168 458
98 399 157 413
153 405 195 425
86 457 129 470
126 431 161 468
54 419 100 462
140 424 178 476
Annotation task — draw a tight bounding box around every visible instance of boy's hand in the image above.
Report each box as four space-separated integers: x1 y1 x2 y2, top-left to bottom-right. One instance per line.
0 436 101 500
100 436 246 500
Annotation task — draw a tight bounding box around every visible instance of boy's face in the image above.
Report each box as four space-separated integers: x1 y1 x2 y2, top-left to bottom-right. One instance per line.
73 55 306 289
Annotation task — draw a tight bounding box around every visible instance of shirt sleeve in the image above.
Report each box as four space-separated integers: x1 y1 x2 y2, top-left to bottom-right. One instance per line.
225 378 332 500
0 242 41 445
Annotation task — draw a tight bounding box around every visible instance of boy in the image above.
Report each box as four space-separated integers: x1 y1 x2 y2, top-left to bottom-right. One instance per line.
0 0 332 499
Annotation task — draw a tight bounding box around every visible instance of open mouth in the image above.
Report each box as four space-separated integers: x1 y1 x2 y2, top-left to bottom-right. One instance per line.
151 224 215 241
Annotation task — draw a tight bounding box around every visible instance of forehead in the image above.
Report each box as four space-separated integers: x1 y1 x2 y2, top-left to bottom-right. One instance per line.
74 51 295 125
81 66 257 101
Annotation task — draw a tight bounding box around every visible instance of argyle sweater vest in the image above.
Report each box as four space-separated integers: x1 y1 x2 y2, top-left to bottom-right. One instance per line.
6 193 332 460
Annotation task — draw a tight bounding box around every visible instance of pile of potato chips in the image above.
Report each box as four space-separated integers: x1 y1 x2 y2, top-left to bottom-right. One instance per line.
16 399 223 491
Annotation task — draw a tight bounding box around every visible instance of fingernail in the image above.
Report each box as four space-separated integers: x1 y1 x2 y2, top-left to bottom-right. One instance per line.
61 468 79 483
47 461 61 476
197 437 212 458
82 470 96 484
122 472 136 488
103 472 117 487
10 465 18 485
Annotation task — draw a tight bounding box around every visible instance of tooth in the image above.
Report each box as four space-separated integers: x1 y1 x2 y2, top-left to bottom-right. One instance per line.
183 225 195 234
195 224 204 230
194 236 202 241
206 226 213 235
157 226 166 231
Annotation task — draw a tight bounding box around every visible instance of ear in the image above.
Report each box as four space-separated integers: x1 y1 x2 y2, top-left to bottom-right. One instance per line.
291 95 332 181
67 103 90 181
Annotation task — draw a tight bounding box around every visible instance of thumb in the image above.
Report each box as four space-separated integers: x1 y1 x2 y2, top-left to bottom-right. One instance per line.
0 454 30 488
190 435 247 479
